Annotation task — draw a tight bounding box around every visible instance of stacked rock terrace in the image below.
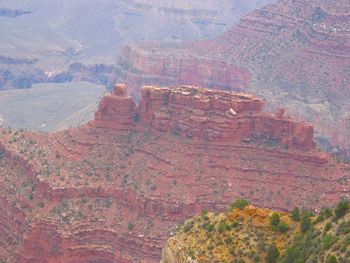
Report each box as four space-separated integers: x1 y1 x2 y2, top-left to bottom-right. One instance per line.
0 84 349 262
94 84 315 150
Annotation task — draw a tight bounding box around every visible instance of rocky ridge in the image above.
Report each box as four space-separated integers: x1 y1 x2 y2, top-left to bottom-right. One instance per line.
114 0 350 160
0 84 349 262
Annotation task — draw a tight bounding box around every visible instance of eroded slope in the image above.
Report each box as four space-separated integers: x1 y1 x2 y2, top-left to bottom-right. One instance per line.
0 84 349 262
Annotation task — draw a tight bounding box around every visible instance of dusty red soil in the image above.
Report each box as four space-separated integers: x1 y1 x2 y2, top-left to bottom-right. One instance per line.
0 84 349 262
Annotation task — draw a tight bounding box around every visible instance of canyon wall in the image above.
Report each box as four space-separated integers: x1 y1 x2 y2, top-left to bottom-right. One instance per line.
0 84 349 262
94 84 314 149
114 0 350 160
0 0 276 90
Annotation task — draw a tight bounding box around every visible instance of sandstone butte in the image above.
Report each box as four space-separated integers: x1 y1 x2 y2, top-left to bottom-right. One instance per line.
113 0 350 161
0 84 350 262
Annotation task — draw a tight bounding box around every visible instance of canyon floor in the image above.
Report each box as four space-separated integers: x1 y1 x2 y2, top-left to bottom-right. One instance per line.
0 82 104 132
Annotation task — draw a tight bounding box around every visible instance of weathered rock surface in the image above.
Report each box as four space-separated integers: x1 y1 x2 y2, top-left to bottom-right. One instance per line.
114 0 350 160
137 85 314 149
94 84 138 130
0 84 349 262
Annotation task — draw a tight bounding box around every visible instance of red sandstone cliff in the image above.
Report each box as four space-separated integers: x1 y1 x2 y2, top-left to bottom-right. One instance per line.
114 0 350 160
0 84 349 262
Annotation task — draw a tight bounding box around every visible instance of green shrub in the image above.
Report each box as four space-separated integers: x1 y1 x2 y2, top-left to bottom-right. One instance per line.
291 207 301 221
218 221 227 233
270 213 280 228
231 220 239 228
326 254 337 263
323 234 335 250
322 208 333 218
325 222 332 232
315 213 324 224
283 246 301 263
205 222 214 232
334 199 349 219
278 222 289 233
231 199 249 210
300 214 311 233
316 208 333 223
225 237 233 244
336 221 350 235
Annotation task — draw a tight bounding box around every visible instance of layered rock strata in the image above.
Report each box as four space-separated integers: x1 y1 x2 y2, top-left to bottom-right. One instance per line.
94 84 138 130
0 84 349 262
114 0 350 160
137 86 313 149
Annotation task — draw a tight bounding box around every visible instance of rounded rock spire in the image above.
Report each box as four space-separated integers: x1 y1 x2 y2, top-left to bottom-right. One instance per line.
114 83 127 96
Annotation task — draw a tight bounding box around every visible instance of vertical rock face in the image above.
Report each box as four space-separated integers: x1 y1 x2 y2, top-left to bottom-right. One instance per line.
114 0 350 160
94 84 138 130
115 44 252 97
0 84 349 263
138 86 314 149
93 84 314 149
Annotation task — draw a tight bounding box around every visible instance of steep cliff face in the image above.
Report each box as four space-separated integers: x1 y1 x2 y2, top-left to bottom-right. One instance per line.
94 84 138 130
137 85 314 149
115 44 252 98
0 84 349 262
114 0 350 160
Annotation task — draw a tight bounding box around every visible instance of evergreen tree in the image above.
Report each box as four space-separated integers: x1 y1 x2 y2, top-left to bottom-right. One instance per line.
300 214 311 233
291 207 301 221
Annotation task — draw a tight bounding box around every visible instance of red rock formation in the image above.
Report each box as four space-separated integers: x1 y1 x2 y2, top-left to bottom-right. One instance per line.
93 84 138 130
138 85 314 149
114 0 350 160
0 84 349 262
116 44 251 97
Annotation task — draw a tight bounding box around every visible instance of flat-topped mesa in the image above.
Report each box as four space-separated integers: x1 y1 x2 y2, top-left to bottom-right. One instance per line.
93 84 137 130
93 84 315 149
139 85 315 149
